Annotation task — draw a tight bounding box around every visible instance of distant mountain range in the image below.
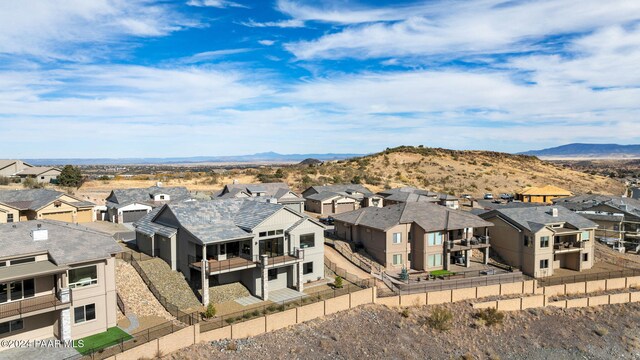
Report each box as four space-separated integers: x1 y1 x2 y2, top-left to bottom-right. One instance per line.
24 151 364 166
520 143 640 159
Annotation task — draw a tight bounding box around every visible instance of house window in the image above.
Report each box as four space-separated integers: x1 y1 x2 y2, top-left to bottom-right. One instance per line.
392 254 403 265
159 195 165 200
540 259 549 269
0 319 23 334
427 232 442 246
581 231 590 241
540 236 549 248
582 253 589 262
259 232 267 237
40 176 45 180
392 233 402 244
428 254 443 267
276 230 283 235
300 234 315 249
11 257 35 265
268 269 278 281
524 235 530 247
0 279 35 303
303 262 313 275
74 304 96 324
6 214 13 223
68 265 98 288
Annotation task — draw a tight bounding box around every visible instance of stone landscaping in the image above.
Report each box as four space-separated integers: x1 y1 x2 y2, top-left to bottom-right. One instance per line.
115 259 174 321
137 258 202 312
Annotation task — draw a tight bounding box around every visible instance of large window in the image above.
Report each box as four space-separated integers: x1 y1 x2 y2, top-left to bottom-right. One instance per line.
427 232 443 246
0 279 35 303
74 304 96 324
540 259 549 269
68 265 98 288
300 234 315 249
540 236 549 248
581 231 590 241
392 254 403 265
268 269 278 281
392 233 402 244
6 214 13 223
0 320 23 334
524 235 530 247
303 262 313 275
428 254 443 267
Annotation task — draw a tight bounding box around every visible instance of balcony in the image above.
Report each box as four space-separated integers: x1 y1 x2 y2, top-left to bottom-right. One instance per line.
446 236 490 252
553 241 584 253
189 255 259 275
0 293 70 320
263 251 304 268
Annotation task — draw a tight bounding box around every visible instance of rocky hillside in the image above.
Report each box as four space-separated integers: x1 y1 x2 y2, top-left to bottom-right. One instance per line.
262 146 625 196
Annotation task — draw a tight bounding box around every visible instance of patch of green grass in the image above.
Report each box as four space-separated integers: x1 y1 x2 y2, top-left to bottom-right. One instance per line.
75 327 132 355
429 270 455 277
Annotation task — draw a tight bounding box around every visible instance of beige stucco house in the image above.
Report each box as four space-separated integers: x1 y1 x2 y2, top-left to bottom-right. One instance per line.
215 182 305 213
332 202 493 272
134 199 325 302
302 184 374 215
0 220 121 348
0 189 95 224
480 206 598 278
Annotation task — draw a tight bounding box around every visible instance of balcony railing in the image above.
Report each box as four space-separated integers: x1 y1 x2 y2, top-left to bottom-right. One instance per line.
553 241 585 252
446 236 490 252
189 255 260 275
0 293 70 320
263 251 304 267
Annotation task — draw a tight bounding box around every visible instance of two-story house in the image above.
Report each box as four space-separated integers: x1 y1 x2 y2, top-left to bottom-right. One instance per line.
302 184 378 215
104 185 192 224
480 206 598 278
134 199 324 302
215 182 305 213
0 220 121 346
0 189 95 224
332 202 493 272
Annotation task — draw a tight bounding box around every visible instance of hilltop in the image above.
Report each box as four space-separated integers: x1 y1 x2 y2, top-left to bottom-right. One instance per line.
271 146 624 196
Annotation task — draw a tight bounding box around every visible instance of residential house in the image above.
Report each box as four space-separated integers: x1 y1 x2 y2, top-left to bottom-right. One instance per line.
332 202 493 272
0 220 121 345
479 206 597 278
515 185 573 204
134 199 325 302
0 160 60 184
554 195 640 242
377 187 460 209
0 189 95 224
104 184 191 223
302 184 378 215
215 182 305 213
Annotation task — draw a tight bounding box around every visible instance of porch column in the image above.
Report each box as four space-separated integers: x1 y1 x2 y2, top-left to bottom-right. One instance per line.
261 255 269 301
465 250 471 267
444 231 450 271
59 272 71 341
296 249 305 292
483 247 490 265
201 259 209 306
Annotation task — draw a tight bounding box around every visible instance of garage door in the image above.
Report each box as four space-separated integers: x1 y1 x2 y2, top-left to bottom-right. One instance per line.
322 203 333 215
122 210 148 223
335 203 355 214
42 211 74 222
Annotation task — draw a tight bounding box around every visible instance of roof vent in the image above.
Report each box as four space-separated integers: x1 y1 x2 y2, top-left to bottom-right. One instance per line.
156 181 163 187
32 228 48 241
232 179 239 184
551 208 558 217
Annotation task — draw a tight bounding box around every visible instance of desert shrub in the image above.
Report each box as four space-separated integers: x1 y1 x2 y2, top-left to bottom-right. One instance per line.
401 308 410 318
427 307 453 331
334 275 343 289
203 303 216 319
226 341 238 351
0 176 10 185
22 177 44 189
475 308 504 326
594 326 609 336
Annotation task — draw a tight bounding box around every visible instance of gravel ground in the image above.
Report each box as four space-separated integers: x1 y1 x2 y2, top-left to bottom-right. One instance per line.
137 258 202 311
116 259 174 320
198 282 251 304
165 302 640 360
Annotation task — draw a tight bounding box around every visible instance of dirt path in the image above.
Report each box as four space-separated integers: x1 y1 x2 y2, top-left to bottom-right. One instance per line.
324 245 372 280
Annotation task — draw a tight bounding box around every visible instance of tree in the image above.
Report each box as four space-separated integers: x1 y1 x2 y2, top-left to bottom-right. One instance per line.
203 303 216 319
58 165 83 188
333 275 343 289
399 267 409 282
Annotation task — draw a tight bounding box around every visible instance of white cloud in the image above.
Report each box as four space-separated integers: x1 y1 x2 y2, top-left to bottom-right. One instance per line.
283 0 640 60
186 0 248 8
240 19 305 28
258 40 276 46
179 48 254 63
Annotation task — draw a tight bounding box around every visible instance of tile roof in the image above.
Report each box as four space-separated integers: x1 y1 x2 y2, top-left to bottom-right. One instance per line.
306 191 346 202
0 220 121 265
480 206 598 233
306 184 373 196
0 189 93 211
15 167 60 176
333 202 492 232
378 187 458 203
219 183 303 203
107 186 191 208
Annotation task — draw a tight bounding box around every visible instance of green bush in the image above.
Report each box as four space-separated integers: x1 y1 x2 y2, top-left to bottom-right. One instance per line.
334 275 343 289
475 308 504 326
203 303 216 319
427 307 453 331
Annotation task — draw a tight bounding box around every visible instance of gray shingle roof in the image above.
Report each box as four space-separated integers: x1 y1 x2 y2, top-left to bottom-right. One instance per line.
481 206 598 232
333 202 492 232
306 191 345 202
0 220 121 265
305 184 373 196
15 167 60 176
106 186 191 208
555 195 640 218
0 189 93 211
219 183 303 203
378 187 458 203
134 207 177 238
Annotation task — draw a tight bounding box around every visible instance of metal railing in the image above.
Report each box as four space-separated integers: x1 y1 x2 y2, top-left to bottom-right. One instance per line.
324 237 384 274
538 268 640 287
188 254 260 274
324 257 376 288
265 251 304 267
116 292 127 316
0 293 69 319
380 271 524 296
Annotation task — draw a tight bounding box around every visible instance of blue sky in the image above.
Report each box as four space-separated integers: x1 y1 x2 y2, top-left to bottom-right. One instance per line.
1 0 639 158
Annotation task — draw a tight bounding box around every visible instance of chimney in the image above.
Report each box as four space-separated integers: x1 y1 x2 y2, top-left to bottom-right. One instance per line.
551 208 558 217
